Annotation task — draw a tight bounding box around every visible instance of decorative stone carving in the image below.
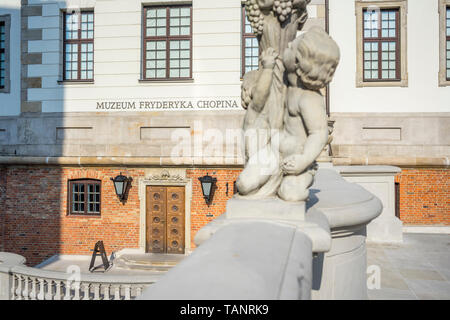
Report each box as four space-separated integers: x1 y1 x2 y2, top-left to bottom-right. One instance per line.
236 0 340 211
146 170 184 182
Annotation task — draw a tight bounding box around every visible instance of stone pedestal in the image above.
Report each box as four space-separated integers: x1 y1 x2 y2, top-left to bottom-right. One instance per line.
308 169 382 299
336 166 403 243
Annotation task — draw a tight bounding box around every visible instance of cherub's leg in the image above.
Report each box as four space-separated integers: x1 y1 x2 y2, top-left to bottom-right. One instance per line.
278 171 314 202
236 145 279 196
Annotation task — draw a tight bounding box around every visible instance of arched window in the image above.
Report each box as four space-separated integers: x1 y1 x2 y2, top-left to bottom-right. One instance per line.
68 179 101 216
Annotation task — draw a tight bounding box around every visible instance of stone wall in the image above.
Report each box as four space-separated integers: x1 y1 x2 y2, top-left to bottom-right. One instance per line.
396 169 449 225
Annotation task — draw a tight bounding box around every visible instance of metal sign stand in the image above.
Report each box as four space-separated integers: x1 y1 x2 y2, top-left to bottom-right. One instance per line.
89 241 111 273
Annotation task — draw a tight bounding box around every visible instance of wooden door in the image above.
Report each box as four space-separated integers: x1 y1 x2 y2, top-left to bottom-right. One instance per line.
146 186 185 254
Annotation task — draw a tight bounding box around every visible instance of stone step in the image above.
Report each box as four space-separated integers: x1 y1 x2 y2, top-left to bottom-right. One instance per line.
113 253 185 272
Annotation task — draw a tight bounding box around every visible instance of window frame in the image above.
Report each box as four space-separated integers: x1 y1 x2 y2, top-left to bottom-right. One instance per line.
362 8 401 82
142 5 193 81
0 15 11 93
439 0 450 86
68 179 102 217
62 10 95 82
241 5 259 78
355 0 408 87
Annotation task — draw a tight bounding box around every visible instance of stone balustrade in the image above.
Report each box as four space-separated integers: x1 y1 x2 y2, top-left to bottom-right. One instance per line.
0 253 157 300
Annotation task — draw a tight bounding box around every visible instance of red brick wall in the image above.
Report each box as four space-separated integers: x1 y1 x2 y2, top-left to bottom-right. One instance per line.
0 166 6 251
186 169 242 249
5 165 446 266
1 166 243 266
3 167 144 266
395 168 449 225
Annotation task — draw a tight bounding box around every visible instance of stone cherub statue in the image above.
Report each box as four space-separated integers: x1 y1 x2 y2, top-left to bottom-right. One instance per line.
235 0 340 209
278 27 340 202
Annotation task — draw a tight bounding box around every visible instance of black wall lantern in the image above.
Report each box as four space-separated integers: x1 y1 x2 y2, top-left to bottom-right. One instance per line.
198 173 217 205
111 173 132 201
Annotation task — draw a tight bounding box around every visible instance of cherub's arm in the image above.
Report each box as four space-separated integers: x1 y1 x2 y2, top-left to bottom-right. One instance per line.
250 48 278 112
281 92 328 175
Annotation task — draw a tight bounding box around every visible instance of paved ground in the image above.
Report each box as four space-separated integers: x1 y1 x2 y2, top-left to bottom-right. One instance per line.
39 253 185 276
367 233 450 300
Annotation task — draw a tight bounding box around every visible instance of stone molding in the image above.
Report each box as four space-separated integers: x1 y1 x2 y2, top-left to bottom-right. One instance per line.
145 169 185 182
20 0 43 113
0 155 448 168
438 0 450 86
0 156 245 167
333 156 449 168
355 0 409 87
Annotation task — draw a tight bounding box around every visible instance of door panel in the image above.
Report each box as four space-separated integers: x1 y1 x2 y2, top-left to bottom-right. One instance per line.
146 186 185 254
166 187 185 254
146 186 167 254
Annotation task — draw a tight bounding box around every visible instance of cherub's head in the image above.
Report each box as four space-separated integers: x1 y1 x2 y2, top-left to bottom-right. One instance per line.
241 70 260 110
283 27 340 90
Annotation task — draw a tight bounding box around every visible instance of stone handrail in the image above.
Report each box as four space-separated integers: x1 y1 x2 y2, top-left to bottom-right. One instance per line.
0 253 157 300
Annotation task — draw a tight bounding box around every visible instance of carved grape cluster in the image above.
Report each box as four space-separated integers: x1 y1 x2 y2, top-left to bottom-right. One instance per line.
245 0 265 36
273 0 293 22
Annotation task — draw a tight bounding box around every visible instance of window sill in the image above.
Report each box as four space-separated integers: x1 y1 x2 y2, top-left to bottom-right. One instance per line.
356 78 408 88
138 78 194 84
58 80 95 85
67 214 101 218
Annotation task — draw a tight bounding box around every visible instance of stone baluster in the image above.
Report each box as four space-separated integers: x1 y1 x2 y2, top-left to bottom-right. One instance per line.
45 279 54 300
37 278 45 300
64 280 72 300
123 285 131 300
10 274 16 300
135 285 143 298
30 277 37 300
113 285 121 300
93 284 100 300
103 284 110 300
73 282 81 300
54 280 62 300
15 275 23 300
82 283 90 300
22 275 29 300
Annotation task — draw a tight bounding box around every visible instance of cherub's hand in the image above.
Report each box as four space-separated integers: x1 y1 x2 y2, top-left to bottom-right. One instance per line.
281 154 310 175
261 48 278 70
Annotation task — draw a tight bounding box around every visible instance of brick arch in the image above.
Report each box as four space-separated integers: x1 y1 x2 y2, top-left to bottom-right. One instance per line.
65 168 103 181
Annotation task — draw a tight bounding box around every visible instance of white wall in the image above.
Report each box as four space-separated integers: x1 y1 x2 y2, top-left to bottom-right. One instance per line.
26 0 244 112
0 0 21 116
329 0 450 113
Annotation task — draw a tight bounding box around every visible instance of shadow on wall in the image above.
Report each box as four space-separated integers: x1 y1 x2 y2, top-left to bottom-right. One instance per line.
0 1 67 266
